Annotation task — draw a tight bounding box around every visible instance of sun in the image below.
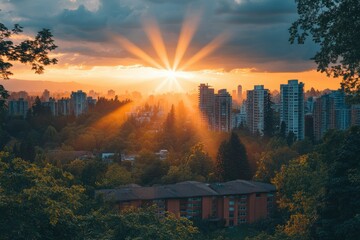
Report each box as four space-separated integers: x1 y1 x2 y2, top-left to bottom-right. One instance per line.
165 69 177 79
115 10 230 92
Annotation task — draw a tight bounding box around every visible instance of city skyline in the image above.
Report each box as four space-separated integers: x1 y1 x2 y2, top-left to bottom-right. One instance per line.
0 0 341 93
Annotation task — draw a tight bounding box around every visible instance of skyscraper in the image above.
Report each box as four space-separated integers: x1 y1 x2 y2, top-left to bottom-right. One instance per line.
8 98 28 118
313 90 351 140
199 84 215 129
58 98 71 116
214 89 232 132
237 85 243 104
246 85 269 135
280 80 305 140
71 90 87 117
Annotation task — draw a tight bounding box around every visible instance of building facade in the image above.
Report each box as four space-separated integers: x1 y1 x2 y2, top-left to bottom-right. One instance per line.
98 180 275 227
8 98 28 118
71 90 87 117
214 89 232 132
246 85 269 135
313 90 351 140
199 84 215 130
237 85 243 104
280 80 305 140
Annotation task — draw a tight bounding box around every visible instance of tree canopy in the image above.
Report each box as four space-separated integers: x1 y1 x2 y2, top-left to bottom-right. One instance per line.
0 23 57 79
290 0 360 98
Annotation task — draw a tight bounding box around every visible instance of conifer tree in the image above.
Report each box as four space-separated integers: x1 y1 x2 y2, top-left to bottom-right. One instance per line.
216 132 251 181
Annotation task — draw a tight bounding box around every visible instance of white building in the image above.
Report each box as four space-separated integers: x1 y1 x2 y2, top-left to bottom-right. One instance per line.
246 85 269 135
280 80 305 140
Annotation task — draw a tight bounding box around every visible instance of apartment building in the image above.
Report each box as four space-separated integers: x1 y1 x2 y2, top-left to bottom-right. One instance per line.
98 180 275 227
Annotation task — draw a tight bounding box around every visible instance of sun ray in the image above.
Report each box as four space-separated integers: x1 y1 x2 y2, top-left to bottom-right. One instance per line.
179 32 231 71
173 9 202 71
142 17 171 70
114 35 163 69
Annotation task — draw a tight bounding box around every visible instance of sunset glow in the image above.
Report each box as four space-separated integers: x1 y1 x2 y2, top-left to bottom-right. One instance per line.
1 0 343 94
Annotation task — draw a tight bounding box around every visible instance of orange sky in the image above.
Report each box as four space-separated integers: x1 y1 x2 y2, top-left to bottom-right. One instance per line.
9 61 340 95
1 0 342 95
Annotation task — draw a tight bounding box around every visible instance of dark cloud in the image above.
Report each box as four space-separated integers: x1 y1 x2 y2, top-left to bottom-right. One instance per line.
1 0 318 72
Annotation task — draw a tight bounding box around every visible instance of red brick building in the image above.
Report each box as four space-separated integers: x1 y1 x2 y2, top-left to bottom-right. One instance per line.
98 180 275 227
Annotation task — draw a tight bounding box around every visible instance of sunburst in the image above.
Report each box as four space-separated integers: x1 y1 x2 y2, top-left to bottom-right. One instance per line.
114 9 230 93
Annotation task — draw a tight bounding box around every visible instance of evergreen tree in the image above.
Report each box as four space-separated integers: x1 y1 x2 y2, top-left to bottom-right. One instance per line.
263 92 274 138
215 132 251 181
162 104 176 149
279 121 286 138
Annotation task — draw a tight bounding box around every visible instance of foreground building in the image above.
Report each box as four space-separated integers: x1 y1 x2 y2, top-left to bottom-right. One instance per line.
98 180 275 227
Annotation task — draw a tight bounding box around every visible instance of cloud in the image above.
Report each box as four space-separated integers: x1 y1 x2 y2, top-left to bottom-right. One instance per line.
1 0 318 72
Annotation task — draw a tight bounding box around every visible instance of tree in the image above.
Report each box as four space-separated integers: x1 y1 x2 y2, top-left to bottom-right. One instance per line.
290 0 360 99
186 143 214 179
254 146 299 183
0 152 86 239
0 23 57 79
0 84 8 120
272 154 327 239
99 164 132 188
263 92 275 138
215 132 251 181
112 206 199 240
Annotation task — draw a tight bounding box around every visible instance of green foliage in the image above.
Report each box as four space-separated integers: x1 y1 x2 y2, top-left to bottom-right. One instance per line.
187 143 214 179
112 207 199 240
98 163 132 188
272 154 327 238
290 0 360 98
253 126 360 239
0 152 85 239
254 146 298 183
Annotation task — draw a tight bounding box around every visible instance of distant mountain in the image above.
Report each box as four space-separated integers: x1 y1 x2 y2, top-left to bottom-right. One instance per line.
0 79 102 93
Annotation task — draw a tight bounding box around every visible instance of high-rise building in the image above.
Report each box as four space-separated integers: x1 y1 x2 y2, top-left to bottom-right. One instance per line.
313 90 351 140
8 98 29 118
246 85 269 135
237 85 243 104
71 90 87 117
215 89 232 132
58 98 71 116
199 84 215 129
280 80 305 140
42 97 57 116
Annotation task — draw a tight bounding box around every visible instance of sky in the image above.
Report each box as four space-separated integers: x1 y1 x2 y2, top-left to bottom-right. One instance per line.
0 0 341 94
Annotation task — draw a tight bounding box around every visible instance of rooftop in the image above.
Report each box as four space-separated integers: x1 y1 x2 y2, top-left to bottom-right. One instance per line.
97 180 276 202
